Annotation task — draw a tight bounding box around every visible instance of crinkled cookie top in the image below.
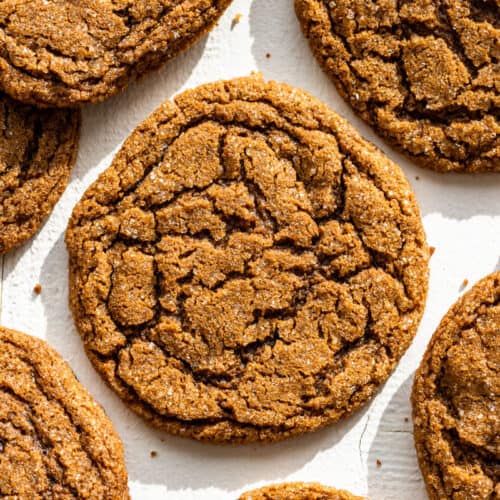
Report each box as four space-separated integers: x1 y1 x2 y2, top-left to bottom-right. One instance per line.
66 76 429 443
295 0 500 172
0 0 232 106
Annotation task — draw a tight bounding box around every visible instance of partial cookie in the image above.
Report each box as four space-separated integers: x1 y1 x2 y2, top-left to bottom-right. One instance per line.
0 0 233 107
66 75 429 443
239 482 365 499
0 326 129 498
412 272 499 499
295 0 500 172
0 93 80 255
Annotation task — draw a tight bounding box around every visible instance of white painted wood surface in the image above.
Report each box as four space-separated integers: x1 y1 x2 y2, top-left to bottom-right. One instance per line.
1 1 499 498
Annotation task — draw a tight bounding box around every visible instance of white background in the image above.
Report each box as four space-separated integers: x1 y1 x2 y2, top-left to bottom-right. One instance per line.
1 1 499 498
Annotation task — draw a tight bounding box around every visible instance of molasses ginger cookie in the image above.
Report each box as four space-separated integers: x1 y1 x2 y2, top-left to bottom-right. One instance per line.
0 327 129 499
239 482 365 500
412 272 499 499
295 0 500 173
66 75 429 443
0 0 232 107
0 93 80 255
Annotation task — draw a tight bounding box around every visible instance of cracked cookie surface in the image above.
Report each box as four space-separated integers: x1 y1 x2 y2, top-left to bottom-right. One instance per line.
0 327 129 499
295 0 500 172
412 272 500 499
0 0 232 107
66 75 429 443
239 482 365 499
0 93 80 255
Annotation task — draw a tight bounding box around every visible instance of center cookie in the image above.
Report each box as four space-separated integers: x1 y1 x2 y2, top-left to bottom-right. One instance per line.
0 0 232 107
66 76 429 443
295 0 500 172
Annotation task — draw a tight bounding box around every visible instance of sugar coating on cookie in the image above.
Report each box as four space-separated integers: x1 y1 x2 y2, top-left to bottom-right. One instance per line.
66 75 429 443
0 93 80 255
0 327 129 498
239 482 365 499
412 272 499 499
0 0 232 107
295 0 500 172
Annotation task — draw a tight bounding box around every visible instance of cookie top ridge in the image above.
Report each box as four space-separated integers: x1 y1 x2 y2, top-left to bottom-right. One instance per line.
0 93 80 255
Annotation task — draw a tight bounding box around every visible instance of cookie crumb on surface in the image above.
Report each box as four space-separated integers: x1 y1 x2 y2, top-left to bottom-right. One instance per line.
150 451 158 458
231 13 242 29
404 417 409 423
376 459 382 468
33 284 42 295
266 53 271 58
429 246 436 256
460 278 469 290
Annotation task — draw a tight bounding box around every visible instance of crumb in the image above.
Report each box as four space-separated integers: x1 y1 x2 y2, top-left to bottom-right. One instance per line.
33 284 42 295
231 13 242 29
150 450 158 458
415 176 420 180
376 459 382 468
404 417 409 423
266 53 271 59
460 278 469 290
429 246 435 256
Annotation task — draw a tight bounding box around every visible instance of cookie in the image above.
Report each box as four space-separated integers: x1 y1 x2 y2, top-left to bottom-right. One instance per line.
0 0 233 107
66 75 429 443
0 326 129 498
0 93 80 255
412 272 499 499
295 0 500 173
239 482 364 499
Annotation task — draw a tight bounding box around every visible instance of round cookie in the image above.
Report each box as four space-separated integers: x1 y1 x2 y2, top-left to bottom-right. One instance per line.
0 0 233 107
295 0 500 173
239 482 365 499
412 272 499 499
0 326 129 498
66 75 429 443
0 93 80 255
